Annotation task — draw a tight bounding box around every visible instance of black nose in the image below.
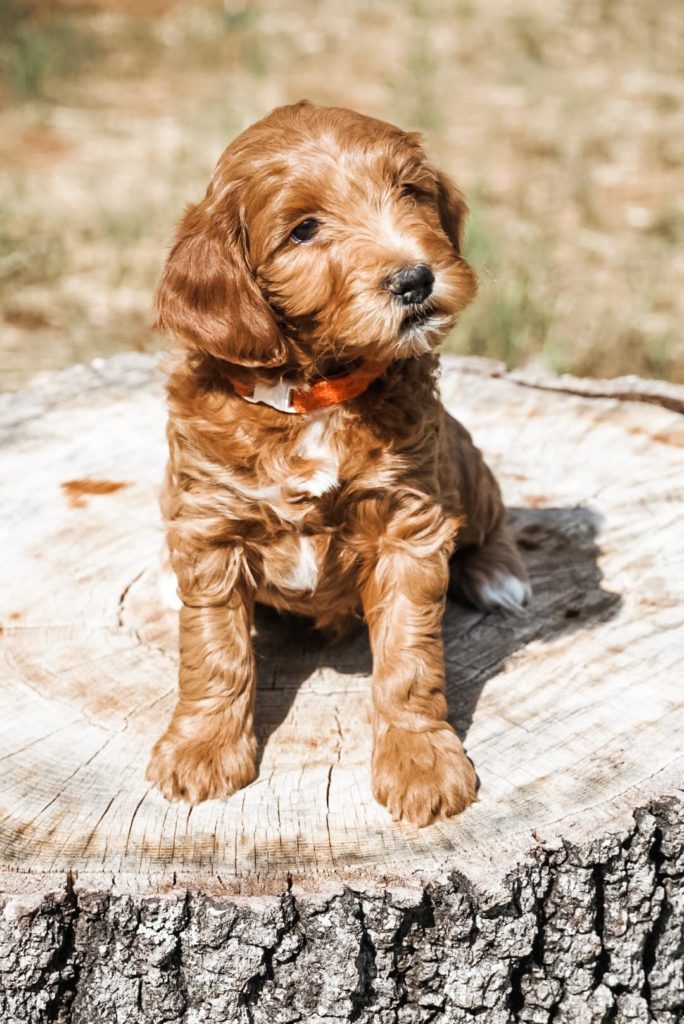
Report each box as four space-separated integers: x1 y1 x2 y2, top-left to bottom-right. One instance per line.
387 264 434 305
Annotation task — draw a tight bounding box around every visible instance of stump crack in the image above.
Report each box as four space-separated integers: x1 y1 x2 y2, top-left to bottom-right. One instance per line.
640 824 672 1017
349 895 378 1022
44 872 81 1023
592 860 610 991
387 888 437 1023
507 852 554 1021
116 568 146 629
239 874 305 1022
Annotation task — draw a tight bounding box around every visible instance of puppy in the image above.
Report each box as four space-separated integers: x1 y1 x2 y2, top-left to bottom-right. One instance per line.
146 101 530 826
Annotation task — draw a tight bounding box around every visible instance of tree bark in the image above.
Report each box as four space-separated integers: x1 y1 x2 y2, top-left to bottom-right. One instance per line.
1 353 682 1024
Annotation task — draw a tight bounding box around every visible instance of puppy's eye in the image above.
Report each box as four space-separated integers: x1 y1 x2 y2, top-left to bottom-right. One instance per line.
290 218 319 243
400 183 422 200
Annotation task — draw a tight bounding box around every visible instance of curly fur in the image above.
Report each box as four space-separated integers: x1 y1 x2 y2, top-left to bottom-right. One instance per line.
146 101 530 825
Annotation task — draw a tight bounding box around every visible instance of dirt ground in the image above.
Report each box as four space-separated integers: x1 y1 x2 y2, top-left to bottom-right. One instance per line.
1 0 683 390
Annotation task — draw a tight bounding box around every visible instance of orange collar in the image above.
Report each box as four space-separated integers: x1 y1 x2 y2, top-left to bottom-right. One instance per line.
226 359 391 414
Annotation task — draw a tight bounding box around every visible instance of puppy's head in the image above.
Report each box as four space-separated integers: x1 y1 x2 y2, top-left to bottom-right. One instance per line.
155 102 477 370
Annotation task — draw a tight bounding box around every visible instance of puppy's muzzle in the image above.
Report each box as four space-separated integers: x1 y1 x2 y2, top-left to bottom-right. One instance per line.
387 263 435 306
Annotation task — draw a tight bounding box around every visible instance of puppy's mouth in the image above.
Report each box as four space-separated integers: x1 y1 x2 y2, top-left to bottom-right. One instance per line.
394 302 455 355
400 307 435 332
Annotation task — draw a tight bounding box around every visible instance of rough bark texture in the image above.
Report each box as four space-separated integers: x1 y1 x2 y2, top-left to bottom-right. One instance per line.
1 798 682 1024
1 354 682 1023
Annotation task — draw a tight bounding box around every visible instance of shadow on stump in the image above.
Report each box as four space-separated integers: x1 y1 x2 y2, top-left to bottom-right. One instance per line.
252 504 622 760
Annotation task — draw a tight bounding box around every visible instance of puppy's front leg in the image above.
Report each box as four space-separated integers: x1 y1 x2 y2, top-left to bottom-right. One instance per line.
361 502 477 826
147 545 257 804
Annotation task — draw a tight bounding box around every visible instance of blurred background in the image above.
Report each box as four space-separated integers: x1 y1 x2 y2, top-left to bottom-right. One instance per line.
1 0 683 391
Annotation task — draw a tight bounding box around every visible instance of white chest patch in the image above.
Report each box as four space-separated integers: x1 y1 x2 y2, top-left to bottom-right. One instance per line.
290 414 339 497
282 535 319 593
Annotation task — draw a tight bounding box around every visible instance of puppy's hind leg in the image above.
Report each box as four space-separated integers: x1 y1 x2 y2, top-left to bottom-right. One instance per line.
440 410 531 614
449 524 531 614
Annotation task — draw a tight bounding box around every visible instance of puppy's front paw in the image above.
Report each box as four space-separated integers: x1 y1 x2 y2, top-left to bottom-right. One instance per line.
372 724 477 827
146 719 257 803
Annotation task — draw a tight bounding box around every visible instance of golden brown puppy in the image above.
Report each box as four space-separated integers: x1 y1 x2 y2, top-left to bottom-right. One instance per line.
147 101 530 827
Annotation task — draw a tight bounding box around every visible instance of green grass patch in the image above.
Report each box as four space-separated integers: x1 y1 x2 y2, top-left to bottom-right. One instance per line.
0 0 96 101
0 203 68 292
446 205 561 371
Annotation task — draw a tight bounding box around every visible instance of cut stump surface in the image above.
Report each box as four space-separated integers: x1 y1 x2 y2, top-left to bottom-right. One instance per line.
0 354 682 1024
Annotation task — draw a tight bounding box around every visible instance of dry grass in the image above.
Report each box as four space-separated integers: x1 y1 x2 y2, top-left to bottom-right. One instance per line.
1 0 683 390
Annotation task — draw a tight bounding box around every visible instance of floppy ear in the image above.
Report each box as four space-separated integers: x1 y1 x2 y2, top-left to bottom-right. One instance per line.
434 170 469 255
154 198 286 367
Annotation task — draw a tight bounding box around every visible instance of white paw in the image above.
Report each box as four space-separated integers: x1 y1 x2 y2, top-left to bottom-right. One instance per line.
477 573 532 613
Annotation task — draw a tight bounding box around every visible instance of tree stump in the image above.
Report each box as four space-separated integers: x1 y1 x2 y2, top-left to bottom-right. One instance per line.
1 353 682 1024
